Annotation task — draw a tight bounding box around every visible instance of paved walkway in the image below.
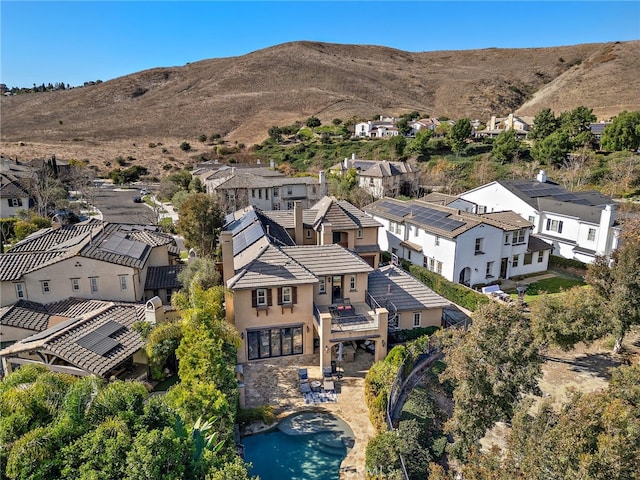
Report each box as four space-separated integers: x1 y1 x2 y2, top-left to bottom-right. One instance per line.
241 350 377 479
499 272 557 291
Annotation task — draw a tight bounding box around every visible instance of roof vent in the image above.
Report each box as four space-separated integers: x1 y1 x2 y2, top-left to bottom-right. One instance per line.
536 170 547 183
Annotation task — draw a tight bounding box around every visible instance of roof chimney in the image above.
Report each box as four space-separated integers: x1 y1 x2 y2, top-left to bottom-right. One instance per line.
257 159 261 164
220 231 235 283
352 153 356 160
318 170 326 196
145 296 164 325
294 201 303 245
270 158 275 169
536 170 547 183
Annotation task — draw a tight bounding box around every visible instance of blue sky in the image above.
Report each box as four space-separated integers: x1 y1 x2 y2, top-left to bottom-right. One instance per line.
2 1 639 88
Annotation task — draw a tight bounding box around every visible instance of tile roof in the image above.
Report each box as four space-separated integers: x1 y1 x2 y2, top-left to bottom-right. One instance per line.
527 236 553 253
282 244 373 277
144 265 186 290
227 245 317 290
478 211 533 231
420 192 460 206
310 197 382 230
1 303 145 377
0 172 31 198
0 251 71 281
0 300 51 331
367 265 450 312
214 172 318 189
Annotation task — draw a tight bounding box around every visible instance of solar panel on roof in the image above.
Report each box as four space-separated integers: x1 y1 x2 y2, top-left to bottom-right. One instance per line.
233 222 264 255
100 232 148 260
227 210 258 235
76 320 125 356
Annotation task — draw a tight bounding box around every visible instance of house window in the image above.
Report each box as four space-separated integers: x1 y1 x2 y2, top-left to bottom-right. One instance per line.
475 238 484 254
8 198 23 207
524 253 533 265
435 235 440 246
281 286 292 304
287 186 293 195
166 290 173 304
486 261 494 277
273 188 279 197
306 229 312 239
413 312 421 328
513 228 526 244
350 275 356 291
256 288 268 306
119 275 128 290
287 201 294 210
537 251 544 263
546 219 563 234
477 205 487 214
251 189 256 198
312 186 316 194
319 277 326 294
504 233 510 245
512 254 519 267
15 283 25 299
71 278 80 291
416 227 420 238
423 257 428 268
273 203 281 211
408 251 411 260
436 261 443 274
247 326 303 360
41 280 51 294
357 229 363 239
429 258 435 271
528 216 535 224
258 189 262 199
90 277 99 293
265 189 269 199
587 228 596 241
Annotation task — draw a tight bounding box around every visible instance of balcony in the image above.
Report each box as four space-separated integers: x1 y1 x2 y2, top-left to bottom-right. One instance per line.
314 301 379 333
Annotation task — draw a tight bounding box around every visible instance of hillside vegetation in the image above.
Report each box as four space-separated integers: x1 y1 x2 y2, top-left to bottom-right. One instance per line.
1 40 638 175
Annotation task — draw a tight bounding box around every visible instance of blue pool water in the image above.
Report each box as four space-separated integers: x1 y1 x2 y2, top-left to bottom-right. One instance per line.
242 412 355 480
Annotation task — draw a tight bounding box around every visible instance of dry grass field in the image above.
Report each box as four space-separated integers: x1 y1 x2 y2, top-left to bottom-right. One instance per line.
2 40 639 176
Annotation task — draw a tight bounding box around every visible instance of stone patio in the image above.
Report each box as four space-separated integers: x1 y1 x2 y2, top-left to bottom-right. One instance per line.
241 348 377 479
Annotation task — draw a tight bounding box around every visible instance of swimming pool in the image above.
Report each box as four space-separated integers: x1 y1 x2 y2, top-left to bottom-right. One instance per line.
242 411 355 480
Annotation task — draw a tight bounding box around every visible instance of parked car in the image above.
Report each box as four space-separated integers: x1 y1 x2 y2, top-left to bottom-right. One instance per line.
133 196 142 203
140 189 148 195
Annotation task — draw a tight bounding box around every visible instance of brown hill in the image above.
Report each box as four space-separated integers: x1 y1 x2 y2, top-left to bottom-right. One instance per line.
1 40 638 174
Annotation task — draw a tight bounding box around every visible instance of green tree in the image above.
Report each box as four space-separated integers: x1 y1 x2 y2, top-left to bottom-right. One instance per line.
448 118 472 155
175 193 224 258
600 110 640 151
491 129 520 164
332 118 343 125
409 128 433 157
389 135 406 159
180 141 192 151
177 257 221 295
305 116 321 129
440 302 542 460
267 126 282 143
198 134 207 143
529 108 559 140
531 129 572 165
559 105 596 138
396 117 412 136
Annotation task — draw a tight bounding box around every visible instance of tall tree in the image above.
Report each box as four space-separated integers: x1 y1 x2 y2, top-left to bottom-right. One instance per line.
440 302 542 460
409 128 433 157
529 108 559 140
175 193 224 258
389 135 406 159
600 110 640 152
531 130 572 165
491 129 520 164
448 118 472 155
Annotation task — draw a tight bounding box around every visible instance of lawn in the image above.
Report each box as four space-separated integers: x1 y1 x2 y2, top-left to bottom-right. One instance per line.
509 276 586 303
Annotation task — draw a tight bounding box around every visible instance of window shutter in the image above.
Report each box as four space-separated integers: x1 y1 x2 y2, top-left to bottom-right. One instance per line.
277 287 283 305
292 286 297 304
558 221 563 234
546 219 551 230
251 290 257 308
267 289 273 306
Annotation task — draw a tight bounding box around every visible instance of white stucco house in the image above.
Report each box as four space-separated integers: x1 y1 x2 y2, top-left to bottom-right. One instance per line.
458 170 620 263
355 116 399 138
364 197 552 287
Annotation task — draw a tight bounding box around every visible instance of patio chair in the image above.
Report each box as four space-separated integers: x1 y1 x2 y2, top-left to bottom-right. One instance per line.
298 368 309 383
322 366 333 380
323 379 335 392
300 382 311 394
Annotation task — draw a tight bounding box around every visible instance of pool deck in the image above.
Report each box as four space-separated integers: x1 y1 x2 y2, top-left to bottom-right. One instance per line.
241 349 376 479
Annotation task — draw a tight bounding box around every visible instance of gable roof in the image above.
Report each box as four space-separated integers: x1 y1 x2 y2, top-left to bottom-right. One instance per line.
310 196 382 230
144 264 186 290
367 265 450 312
0 172 31 198
0 300 51 331
227 244 317 290
282 244 374 277
0 303 145 377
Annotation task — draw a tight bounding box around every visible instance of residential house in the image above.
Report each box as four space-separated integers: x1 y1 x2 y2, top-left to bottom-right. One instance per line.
143 264 185 306
420 192 476 213
476 113 533 138
0 220 180 307
195 162 327 213
0 297 165 378
260 196 383 267
0 172 32 217
364 197 551 286
409 118 441 136
589 121 612 149
458 170 620 263
330 154 419 198
355 116 399 138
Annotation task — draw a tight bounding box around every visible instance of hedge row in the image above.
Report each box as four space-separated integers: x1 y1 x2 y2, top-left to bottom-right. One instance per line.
549 254 588 270
405 263 490 312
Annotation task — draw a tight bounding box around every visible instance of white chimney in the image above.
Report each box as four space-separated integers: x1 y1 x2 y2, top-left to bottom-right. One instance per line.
536 170 547 183
270 159 275 169
318 171 326 196
220 231 235 283
343 157 349 169
145 296 164 325
257 159 261 164
352 153 356 160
